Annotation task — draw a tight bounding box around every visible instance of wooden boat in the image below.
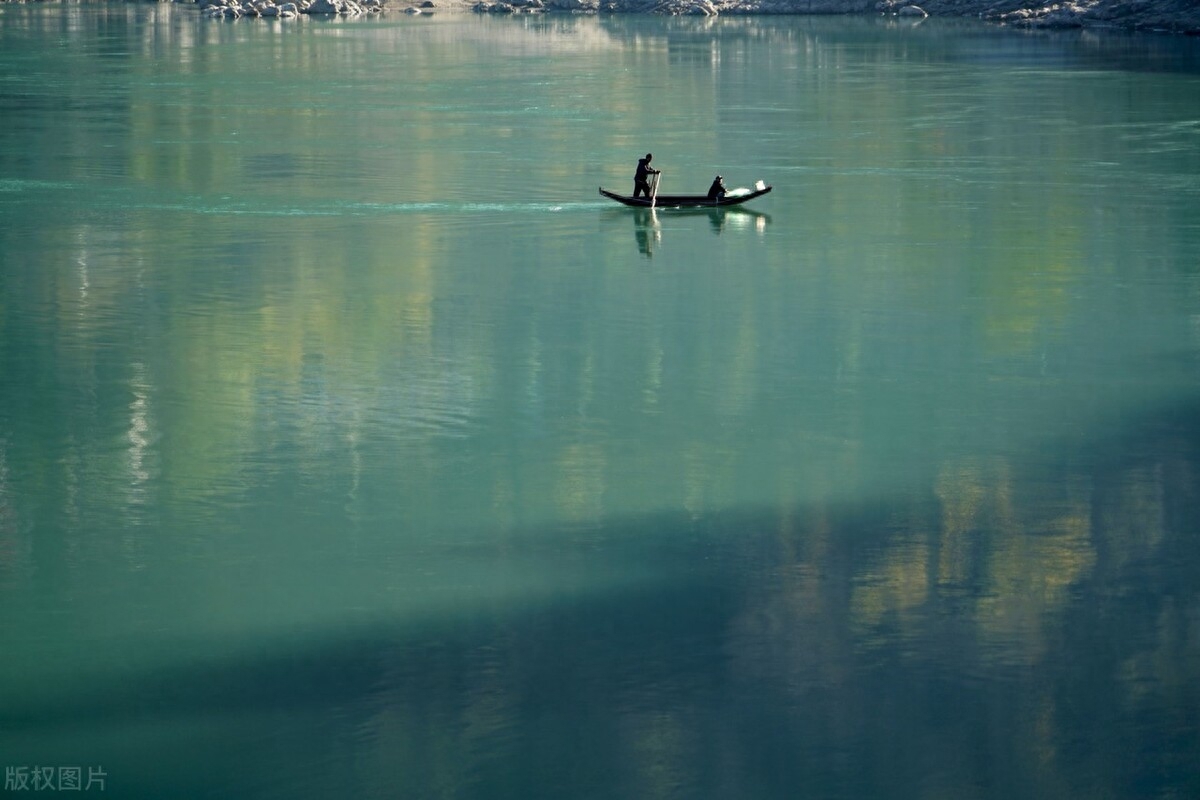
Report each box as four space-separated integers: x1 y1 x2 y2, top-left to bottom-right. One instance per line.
598 184 772 209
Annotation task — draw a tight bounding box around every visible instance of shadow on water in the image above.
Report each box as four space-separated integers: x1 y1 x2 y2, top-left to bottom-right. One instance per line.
598 15 1200 76
4 397 1200 798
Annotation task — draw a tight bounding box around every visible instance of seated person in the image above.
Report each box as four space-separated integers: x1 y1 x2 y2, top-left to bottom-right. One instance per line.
706 175 726 201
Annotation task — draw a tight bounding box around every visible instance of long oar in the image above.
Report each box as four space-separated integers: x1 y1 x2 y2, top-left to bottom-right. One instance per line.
650 171 661 208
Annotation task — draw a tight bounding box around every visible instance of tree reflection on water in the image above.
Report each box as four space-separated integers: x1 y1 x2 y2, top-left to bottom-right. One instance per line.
5 400 1196 799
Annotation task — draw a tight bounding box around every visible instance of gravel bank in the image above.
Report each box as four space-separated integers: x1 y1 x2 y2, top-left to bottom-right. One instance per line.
462 0 1200 34
3 0 1190 36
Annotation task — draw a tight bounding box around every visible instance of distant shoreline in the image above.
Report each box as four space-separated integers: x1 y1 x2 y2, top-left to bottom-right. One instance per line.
2 0 1197 36
415 0 1200 35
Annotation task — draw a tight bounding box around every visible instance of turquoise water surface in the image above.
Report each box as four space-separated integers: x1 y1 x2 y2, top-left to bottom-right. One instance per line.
2 5 1200 797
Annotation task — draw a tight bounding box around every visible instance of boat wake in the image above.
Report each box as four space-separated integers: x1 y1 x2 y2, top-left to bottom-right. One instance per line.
112 199 605 217
0 179 612 218
336 200 610 215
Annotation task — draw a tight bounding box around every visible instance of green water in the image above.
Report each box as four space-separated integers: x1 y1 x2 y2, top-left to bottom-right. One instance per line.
2 5 1200 797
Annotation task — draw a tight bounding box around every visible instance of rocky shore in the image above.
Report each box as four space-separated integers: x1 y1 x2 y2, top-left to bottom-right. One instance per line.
465 0 1200 33
3 0 1192 35
231 0 1198 34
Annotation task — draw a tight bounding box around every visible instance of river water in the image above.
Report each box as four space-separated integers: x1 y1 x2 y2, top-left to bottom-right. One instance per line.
1 5 1199 798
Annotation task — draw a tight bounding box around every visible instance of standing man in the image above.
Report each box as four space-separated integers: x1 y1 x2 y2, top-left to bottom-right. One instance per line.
633 153 660 199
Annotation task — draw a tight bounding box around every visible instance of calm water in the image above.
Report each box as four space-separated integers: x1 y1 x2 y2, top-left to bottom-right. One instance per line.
2 4 1200 797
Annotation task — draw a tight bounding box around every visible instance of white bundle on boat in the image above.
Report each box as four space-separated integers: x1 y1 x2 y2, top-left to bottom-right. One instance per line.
726 180 767 198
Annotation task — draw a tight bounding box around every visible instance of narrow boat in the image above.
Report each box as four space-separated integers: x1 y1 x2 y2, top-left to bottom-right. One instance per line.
598 183 772 209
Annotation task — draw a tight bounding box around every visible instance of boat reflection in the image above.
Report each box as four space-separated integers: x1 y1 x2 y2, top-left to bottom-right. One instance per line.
701 206 772 234
633 209 662 257
630 206 772 258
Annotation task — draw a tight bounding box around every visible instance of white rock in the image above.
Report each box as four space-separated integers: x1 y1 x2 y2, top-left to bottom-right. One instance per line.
304 0 348 13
